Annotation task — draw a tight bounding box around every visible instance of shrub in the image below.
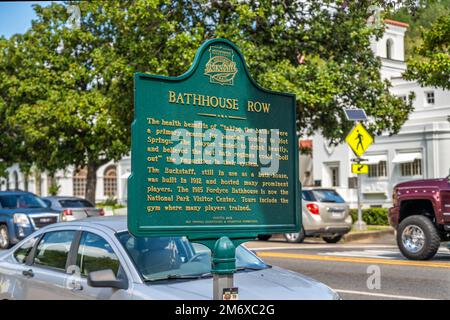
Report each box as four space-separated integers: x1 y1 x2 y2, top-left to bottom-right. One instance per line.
96 201 126 210
48 183 61 196
349 208 389 225
103 197 118 206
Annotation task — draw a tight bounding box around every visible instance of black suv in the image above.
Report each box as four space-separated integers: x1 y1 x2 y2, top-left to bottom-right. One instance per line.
0 191 60 249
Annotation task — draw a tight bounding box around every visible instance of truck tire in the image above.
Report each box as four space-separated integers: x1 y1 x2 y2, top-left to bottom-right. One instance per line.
322 235 343 243
0 225 10 250
284 227 306 243
397 215 440 260
257 235 272 241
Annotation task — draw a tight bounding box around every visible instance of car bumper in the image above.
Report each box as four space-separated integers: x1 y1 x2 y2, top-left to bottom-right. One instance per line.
305 225 352 237
388 206 399 228
303 213 353 237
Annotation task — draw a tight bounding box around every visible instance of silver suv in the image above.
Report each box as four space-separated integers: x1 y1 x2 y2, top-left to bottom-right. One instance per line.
284 188 352 243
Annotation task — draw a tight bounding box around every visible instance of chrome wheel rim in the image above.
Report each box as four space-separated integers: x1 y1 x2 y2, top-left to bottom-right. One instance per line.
0 228 8 248
285 233 299 241
401 225 425 253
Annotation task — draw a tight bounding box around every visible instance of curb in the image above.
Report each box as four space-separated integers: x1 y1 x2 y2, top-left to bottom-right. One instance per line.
343 228 395 242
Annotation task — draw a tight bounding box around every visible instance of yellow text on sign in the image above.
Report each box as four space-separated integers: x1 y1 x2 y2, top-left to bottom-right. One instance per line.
352 163 369 174
345 123 373 157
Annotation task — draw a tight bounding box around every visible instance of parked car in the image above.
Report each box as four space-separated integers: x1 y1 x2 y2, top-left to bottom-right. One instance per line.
258 188 352 243
42 196 104 222
389 177 450 260
0 191 60 249
0 216 340 300
284 188 352 243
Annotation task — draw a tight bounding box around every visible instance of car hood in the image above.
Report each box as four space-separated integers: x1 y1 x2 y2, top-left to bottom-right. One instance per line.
132 266 338 300
395 178 447 189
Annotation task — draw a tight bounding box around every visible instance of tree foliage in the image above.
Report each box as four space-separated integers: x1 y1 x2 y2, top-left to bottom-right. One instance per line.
389 0 450 59
0 0 415 201
404 14 450 90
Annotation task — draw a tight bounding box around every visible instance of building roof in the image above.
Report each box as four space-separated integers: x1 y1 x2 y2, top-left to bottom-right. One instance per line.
385 19 409 28
299 139 312 149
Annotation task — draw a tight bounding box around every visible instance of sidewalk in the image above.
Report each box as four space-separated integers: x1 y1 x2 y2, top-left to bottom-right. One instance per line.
343 226 395 243
270 226 395 244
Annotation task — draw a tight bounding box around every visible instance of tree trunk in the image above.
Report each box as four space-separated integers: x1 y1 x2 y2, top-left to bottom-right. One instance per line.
24 174 29 192
85 162 98 204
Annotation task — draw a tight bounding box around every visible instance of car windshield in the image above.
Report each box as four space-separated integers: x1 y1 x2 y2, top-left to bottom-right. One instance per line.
58 199 94 208
117 232 268 281
309 190 345 203
0 194 47 209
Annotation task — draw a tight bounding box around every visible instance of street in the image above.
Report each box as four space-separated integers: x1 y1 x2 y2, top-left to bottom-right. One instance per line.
245 235 450 300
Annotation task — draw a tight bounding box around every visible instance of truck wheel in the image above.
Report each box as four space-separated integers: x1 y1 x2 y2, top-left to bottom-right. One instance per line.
257 235 272 241
322 235 343 243
0 225 10 250
284 227 306 243
397 215 440 260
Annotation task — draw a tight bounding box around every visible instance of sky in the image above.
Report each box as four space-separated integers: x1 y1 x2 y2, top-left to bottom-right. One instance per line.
0 1 51 38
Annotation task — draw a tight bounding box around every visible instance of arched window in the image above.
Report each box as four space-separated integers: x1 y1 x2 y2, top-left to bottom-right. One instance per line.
73 168 87 198
13 171 19 190
386 38 394 59
103 166 117 198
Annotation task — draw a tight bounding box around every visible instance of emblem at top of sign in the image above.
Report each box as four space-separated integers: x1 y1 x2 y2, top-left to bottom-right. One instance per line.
204 46 238 86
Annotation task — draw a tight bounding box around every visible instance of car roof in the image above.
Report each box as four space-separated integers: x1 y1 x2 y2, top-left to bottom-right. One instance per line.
58 216 128 233
302 188 337 191
0 191 35 196
43 196 88 201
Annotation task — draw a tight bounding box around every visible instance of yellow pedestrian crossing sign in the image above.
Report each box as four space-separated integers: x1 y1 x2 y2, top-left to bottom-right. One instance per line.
345 123 373 157
352 163 369 174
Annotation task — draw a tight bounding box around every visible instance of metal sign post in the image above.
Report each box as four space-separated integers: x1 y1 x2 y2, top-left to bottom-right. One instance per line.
346 120 372 231
354 161 367 231
211 237 236 300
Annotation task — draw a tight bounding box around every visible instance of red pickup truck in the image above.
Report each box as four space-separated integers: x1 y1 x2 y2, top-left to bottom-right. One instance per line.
389 177 450 260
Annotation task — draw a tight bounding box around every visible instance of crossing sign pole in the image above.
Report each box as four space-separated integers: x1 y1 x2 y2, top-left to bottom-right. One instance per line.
353 158 366 231
346 122 373 231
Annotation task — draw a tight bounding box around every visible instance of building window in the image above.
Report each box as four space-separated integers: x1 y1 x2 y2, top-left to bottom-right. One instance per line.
401 159 422 177
103 166 117 198
425 91 435 105
369 161 387 178
330 167 340 187
73 168 87 198
386 38 394 59
399 95 407 103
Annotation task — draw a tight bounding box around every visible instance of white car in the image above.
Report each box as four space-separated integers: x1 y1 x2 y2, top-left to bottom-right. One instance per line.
0 216 339 300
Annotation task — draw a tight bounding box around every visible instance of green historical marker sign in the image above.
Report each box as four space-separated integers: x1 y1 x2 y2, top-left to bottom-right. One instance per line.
129 39 300 241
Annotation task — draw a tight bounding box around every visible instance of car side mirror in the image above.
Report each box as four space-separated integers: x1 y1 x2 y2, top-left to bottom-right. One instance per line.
87 269 128 290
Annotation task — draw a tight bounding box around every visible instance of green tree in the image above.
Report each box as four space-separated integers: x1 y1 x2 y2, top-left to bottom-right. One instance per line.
88 0 414 139
1 0 415 202
1 2 132 202
389 0 450 59
404 14 450 89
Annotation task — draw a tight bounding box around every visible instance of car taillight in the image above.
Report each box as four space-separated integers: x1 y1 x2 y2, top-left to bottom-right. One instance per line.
99 208 105 216
63 209 73 216
306 203 319 215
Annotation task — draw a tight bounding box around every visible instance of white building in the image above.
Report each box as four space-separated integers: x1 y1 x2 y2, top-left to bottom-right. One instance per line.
0 158 131 204
312 19 450 208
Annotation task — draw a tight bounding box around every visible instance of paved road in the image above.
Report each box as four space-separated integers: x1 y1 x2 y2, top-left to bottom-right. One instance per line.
245 236 450 300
